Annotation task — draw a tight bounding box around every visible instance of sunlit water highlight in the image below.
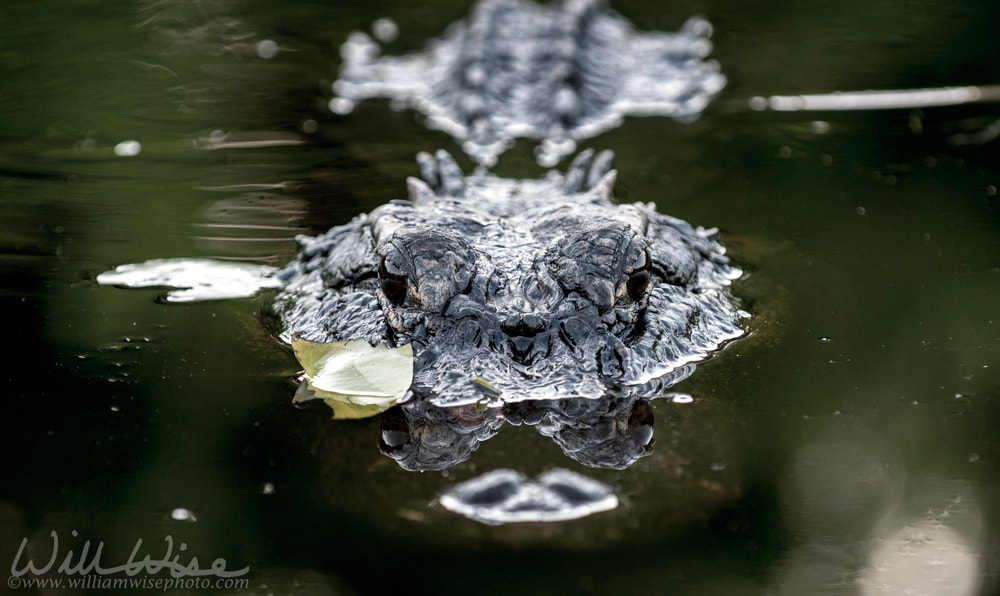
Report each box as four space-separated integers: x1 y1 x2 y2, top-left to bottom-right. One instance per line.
96 258 283 302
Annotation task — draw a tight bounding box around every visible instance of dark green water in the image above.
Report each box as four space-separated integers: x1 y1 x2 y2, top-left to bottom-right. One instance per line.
1 0 999 594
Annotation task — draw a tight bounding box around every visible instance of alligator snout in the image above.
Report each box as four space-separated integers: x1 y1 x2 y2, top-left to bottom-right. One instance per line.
500 313 545 337
497 314 549 365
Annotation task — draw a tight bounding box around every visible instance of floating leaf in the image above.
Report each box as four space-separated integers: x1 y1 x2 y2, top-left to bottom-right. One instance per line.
292 338 413 397
293 380 394 420
290 338 414 419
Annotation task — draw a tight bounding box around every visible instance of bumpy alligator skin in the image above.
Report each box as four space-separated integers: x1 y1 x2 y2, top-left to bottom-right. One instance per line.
274 150 744 409
331 0 725 165
378 391 662 471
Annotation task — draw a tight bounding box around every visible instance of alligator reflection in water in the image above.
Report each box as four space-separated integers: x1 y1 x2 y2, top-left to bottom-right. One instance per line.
379 389 669 471
332 0 725 166
438 468 619 525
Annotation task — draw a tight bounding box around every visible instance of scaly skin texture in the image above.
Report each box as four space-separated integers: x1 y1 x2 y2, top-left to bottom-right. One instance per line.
332 0 725 165
375 392 662 471
274 150 744 410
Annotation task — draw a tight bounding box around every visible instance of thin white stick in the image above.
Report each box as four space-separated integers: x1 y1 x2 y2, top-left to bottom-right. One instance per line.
749 85 1000 111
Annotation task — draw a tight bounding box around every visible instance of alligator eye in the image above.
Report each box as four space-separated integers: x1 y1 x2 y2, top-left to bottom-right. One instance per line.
626 249 651 302
379 257 409 306
378 406 410 453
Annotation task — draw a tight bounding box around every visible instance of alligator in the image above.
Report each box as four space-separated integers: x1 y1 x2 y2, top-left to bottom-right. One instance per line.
376 389 658 471
100 0 1000 522
332 0 725 166
274 149 745 412
100 0 747 485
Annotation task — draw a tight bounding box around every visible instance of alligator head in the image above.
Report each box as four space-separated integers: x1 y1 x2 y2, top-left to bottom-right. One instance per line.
275 150 744 407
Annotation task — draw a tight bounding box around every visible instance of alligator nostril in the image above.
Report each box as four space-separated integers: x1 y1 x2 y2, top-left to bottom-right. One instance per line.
501 313 545 337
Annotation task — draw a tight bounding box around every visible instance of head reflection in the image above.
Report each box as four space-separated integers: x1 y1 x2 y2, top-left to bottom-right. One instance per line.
377 394 656 471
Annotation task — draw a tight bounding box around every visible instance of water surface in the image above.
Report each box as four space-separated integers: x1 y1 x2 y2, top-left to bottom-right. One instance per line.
1 0 998 594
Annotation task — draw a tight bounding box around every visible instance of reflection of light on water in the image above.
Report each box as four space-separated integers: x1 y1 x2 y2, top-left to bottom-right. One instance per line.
192 191 307 257
254 39 278 59
779 432 903 543
668 393 694 404
170 507 197 522
370 17 398 43
860 520 979 596
750 85 1000 112
97 258 283 302
772 425 989 596
439 468 618 525
193 130 303 150
113 140 142 157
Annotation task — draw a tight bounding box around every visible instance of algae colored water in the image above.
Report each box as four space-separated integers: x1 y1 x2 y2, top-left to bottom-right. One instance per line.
1 0 998 594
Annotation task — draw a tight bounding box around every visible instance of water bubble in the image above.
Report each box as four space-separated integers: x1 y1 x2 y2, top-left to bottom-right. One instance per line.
262 483 276 495
536 150 559 168
255 39 279 59
810 120 831 134
778 145 792 158
301 119 318 134
670 394 694 404
329 97 355 115
113 140 141 157
170 507 197 522
371 18 399 43
686 17 713 38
